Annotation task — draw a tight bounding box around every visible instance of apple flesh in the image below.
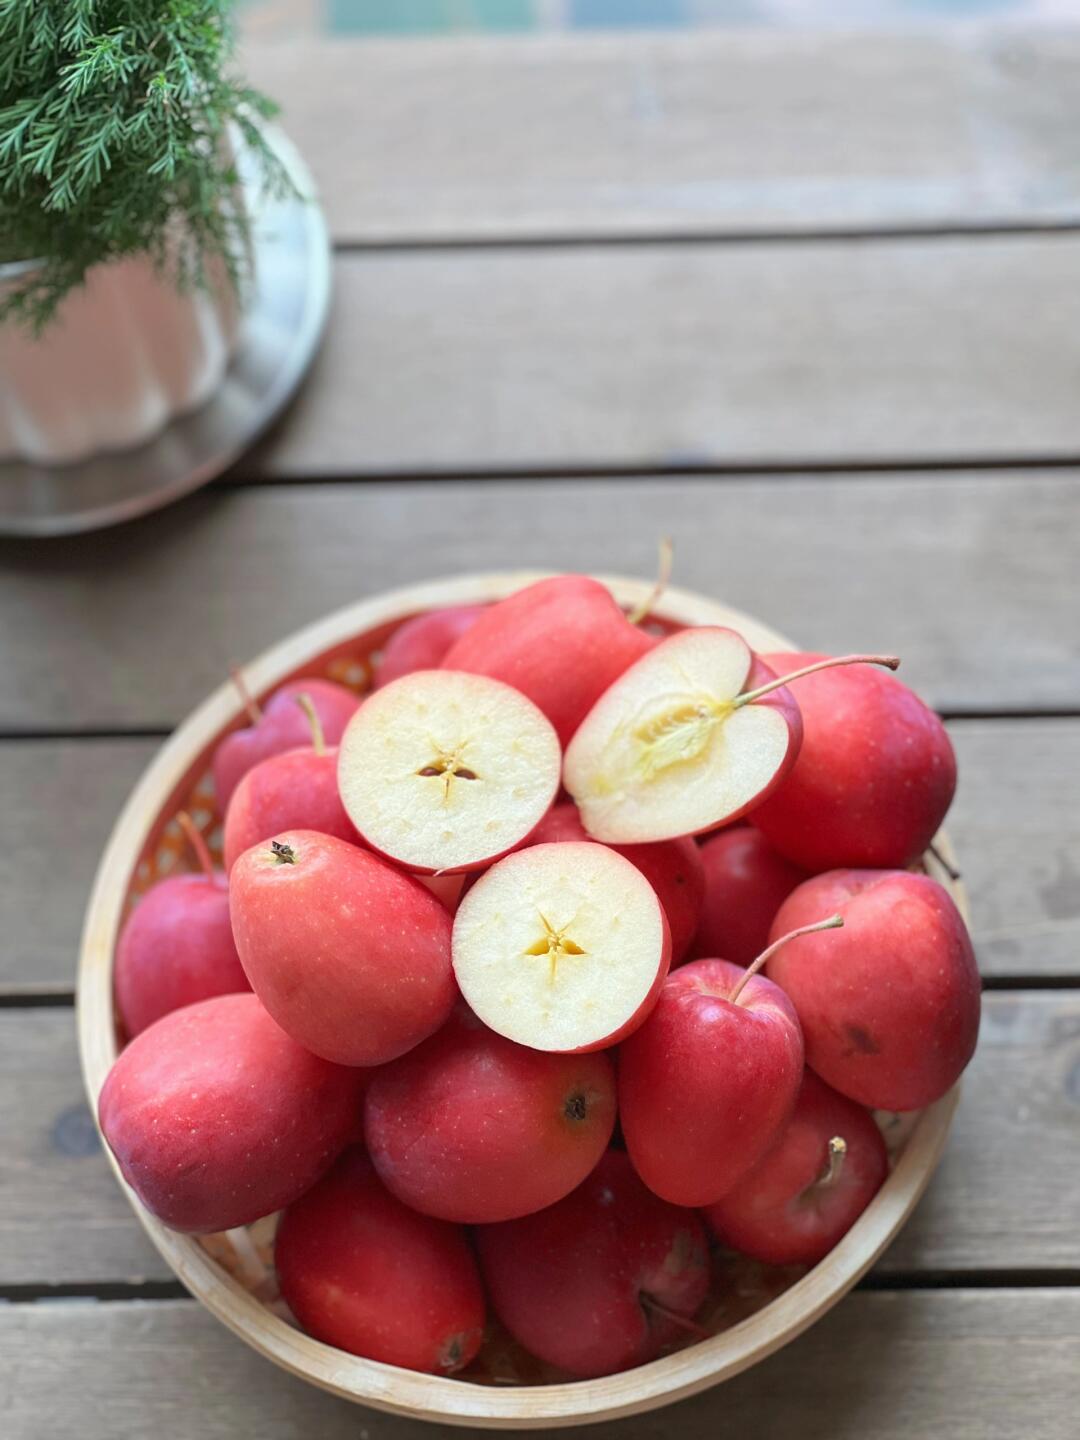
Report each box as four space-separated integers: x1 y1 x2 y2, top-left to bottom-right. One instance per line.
213 677 359 810
276 1149 486 1374
452 840 670 1053
750 652 956 870
114 816 248 1037
229 830 455 1067
766 869 980 1111
530 802 705 963
618 921 848 1205
373 605 487 689
476 1150 710 1378
365 1004 616 1223
703 1070 888 1266
691 826 809 968
564 627 802 844
98 993 364 1233
337 669 561 874
441 576 656 746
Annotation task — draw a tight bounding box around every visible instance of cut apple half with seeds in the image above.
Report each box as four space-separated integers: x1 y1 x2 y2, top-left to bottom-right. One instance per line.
563 626 803 844
337 670 561 874
452 841 671 1052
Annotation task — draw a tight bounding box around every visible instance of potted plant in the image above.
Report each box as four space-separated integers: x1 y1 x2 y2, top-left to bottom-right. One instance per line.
0 0 288 464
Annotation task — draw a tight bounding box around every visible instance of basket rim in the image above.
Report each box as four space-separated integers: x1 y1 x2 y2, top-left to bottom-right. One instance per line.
76 570 964 1429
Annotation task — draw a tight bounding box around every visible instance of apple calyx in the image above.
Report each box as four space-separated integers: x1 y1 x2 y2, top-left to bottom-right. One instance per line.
175 811 216 884
732 653 901 710
627 536 674 626
564 1091 589 1122
639 1293 711 1341
230 667 263 725
728 914 844 1005
269 840 297 865
294 692 327 756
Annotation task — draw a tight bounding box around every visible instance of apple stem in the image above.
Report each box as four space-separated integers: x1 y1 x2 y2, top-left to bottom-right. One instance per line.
733 653 901 709
729 914 844 1005
928 840 961 883
815 1136 848 1191
176 811 216 882
628 536 674 626
640 1294 712 1342
230 667 262 725
295 692 326 755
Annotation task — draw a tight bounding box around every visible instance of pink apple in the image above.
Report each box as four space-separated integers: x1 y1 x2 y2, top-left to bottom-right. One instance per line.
530 802 705 963
276 1149 486 1374
703 1069 888 1265
766 869 980 1111
98 994 364 1233
476 1150 710 1377
222 695 359 872
114 814 249 1036
691 826 809 967
212 677 358 810
365 1004 616 1223
337 669 561 874
452 841 670 1053
373 605 487 688
229 830 455 1066
441 576 656 745
618 918 843 1205
751 652 956 870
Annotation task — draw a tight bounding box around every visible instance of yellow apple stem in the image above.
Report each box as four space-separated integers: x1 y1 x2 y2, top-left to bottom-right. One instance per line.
729 914 844 1005
733 653 901 709
230 667 263 725
295 692 326 755
814 1136 848 1191
627 536 674 626
176 811 216 883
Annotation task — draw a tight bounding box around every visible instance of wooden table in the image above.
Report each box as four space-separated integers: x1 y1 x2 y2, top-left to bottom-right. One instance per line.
3 19 1080 1438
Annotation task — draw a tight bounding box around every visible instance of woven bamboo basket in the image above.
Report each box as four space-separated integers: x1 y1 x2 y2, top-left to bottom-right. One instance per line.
77 572 964 1429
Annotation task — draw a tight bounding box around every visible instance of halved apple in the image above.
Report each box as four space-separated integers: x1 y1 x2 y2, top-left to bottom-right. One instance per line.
452 841 670 1052
563 626 802 844
337 670 561 874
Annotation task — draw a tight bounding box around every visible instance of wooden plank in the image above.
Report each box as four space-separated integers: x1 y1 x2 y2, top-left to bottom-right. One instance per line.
0 740 158 995
3 1290 1079 1438
0 720 1074 995
0 476 1076 727
245 235 1080 475
4 994 1076 1286
243 31 1080 242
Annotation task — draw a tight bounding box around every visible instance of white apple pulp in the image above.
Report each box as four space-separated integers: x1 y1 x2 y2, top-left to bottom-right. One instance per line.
337 669 561 873
563 627 792 843
452 841 668 1052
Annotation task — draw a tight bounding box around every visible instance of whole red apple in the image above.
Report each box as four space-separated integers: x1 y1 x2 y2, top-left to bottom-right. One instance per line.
618 920 842 1206
476 1151 710 1378
276 1149 486 1374
703 1070 888 1265
229 830 455 1066
750 652 956 870
98 994 364 1233
115 814 248 1036
365 1005 616 1223
530 802 705 963
691 826 808 967
222 698 358 872
212 677 358 810
442 575 656 745
766 869 980 1111
373 605 486 688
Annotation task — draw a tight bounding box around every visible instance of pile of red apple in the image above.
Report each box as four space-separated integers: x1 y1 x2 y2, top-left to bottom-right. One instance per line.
99 576 980 1381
